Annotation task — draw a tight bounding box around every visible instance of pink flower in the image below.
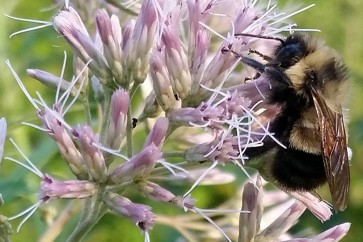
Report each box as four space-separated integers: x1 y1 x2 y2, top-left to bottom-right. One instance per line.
40 109 87 178
104 192 155 231
76 125 107 182
40 175 96 200
108 89 129 150
143 117 169 148
109 144 161 184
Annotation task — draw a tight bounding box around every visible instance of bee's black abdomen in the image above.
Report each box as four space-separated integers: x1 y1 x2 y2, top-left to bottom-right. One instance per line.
271 147 327 191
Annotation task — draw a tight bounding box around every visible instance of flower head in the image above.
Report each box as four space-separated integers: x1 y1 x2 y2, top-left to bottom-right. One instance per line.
3 0 350 241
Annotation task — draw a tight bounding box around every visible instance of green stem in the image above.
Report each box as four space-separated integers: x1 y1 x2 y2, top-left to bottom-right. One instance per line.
66 186 107 242
126 108 133 157
125 84 139 157
163 151 186 158
39 201 79 242
100 89 112 145
83 98 92 126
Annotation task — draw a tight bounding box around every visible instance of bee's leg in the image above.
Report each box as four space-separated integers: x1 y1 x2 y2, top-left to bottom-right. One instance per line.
244 72 261 83
249 49 273 61
311 190 323 201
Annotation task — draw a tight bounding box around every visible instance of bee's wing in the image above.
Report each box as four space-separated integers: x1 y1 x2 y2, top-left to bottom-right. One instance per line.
311 88 350 211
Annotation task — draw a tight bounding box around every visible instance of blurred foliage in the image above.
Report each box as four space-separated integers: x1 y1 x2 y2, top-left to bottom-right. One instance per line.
0 0 362 242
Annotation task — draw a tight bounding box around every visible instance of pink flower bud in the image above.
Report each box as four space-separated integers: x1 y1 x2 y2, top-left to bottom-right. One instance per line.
143 117 169 148
172 195 197 211
121 20 135 52
256 202 306 241
95 9 123 81
127 0 158 83
53 7 110 80
77 125 107 182
150 49 177 111
138 181 197 212
40 110 88 179
104 192 154 231
162 25 192 100
138 181 176 203
167 104 224 127
310 222 351 242
185 135 240 164
239 176 263 242
289 191 332 222
40 175 96 200
190 30 210 95
27 69 71 92
109 89 129 149
109 144 161 184
186 1 208 45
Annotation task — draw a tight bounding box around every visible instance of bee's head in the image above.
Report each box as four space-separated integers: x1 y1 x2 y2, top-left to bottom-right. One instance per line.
284 45 349 109
273 34 308 68
237 34 349 109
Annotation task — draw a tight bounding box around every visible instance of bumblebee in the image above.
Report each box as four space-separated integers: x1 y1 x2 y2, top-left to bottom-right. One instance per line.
233 33 350 211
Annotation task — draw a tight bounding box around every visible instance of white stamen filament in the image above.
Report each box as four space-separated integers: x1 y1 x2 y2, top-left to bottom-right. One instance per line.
122 0 140 9
21 122 50 133
61 60 91 116
191 207 232 242
157 159 189 177
267 0 273 10
243 4 278 33
199 22 228 42
268 4 315 26
91 142 130 161
240 105 286 148
62 76 86 116
4 14 52 38
5 60 40 111
8 138 43 178
197 208 250 214
183 161 218 198
8 200 43 232
55 51 68 104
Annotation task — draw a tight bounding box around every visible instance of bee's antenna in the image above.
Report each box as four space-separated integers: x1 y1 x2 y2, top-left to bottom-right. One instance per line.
226 49 266 73
235 33 285 45
222 47 291 86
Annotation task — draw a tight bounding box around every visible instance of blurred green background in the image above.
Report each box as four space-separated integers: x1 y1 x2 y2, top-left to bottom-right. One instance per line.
0 0 362 241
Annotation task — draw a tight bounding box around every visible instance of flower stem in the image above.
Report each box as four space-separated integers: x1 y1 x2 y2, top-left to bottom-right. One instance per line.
163 151 186 158
66 186 107 242
126 108 133 157
100 89 112 145
39 201 79 242
125 83 139 157
83 99 92 126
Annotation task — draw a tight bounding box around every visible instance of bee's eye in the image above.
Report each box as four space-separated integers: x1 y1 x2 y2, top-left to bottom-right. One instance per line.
307 70 317 82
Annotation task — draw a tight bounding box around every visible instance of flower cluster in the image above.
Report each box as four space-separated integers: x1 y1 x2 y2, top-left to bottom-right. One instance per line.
0 0 351 241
